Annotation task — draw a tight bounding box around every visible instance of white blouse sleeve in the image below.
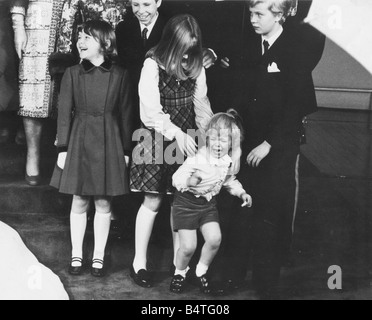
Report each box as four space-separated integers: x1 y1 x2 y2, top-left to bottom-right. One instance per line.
139 58 182 140
223 175 246 198
193 67 214 135
172 156 198 192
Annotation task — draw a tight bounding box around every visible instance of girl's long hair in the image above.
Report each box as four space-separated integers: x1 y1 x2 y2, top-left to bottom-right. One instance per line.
206 109 244 175
147 14 203 80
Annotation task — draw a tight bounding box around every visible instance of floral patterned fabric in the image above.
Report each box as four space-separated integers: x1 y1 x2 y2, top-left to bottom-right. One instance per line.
57 0 129 54
18 0 65 118
18 0 129 119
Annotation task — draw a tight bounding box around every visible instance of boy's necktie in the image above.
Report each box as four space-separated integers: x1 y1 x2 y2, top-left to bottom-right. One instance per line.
142 28 148 48
263 40 270 55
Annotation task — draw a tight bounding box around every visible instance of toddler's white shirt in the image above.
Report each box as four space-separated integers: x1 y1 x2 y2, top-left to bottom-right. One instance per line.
172 147 246 201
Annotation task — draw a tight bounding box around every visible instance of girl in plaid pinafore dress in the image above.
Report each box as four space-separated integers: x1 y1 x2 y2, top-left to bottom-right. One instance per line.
128 14 213 287
130 67 198 194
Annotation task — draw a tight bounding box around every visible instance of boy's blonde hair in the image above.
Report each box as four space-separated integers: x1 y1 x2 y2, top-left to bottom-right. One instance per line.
205 109 244 174
147 14 203 81
247 0 293 24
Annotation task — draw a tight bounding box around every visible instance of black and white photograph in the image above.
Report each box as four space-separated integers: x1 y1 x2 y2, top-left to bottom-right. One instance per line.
0 0 371 303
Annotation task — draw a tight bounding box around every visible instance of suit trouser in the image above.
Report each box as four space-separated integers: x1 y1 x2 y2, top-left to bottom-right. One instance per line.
220 149 298 290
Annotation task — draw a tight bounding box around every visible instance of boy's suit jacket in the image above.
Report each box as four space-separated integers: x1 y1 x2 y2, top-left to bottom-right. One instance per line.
236 29 307 161
115 12 166 88
284 0 325 118
238 0 325 121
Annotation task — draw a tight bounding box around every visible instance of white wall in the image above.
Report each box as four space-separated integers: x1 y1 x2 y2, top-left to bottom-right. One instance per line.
313 38 372 110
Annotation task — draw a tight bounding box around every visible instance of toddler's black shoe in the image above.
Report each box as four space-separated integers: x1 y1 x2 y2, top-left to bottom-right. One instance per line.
196 274 211 295
170 275 186 294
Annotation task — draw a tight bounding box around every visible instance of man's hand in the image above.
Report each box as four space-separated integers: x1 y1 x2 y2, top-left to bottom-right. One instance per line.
247 141 272 167
202 48 217 69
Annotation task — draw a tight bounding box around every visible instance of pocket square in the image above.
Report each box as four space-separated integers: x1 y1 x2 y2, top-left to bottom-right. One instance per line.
267 62 281 73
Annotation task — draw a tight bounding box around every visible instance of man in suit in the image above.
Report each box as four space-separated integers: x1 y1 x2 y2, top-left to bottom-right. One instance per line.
217 0 324 299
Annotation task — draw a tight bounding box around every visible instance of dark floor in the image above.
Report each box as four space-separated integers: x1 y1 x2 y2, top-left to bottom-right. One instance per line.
1 108 372 300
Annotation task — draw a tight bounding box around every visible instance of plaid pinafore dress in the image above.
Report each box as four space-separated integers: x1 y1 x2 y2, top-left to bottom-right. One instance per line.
130 67 198 194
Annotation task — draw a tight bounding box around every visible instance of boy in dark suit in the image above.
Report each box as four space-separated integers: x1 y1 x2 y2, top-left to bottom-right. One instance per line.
115 0 166 131
226 0 322 299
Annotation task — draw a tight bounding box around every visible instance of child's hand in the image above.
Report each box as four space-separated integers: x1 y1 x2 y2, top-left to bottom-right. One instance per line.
241 193 253 208
175 130 197 158
202 48 217 69
187 172 203 188
124 156 130 167
57 152 67 170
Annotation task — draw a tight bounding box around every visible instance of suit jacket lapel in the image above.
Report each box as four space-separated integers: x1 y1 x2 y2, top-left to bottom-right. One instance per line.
254 34 263 60
261 31 287 67
147 15 165 48
135 15 165 52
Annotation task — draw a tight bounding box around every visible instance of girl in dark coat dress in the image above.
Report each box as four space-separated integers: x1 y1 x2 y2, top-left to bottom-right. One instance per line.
50 20 133 277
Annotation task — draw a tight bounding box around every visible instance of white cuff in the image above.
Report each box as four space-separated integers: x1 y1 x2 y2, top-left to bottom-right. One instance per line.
207 48 218 61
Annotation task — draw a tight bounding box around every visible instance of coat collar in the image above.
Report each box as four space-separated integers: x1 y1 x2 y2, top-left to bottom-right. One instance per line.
81 59 113 73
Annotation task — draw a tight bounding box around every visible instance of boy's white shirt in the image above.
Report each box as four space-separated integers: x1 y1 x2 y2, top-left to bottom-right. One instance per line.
261 25 283 54
139 12 159 37
139 58 214 140
172 147 246 202
262 26 283 73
